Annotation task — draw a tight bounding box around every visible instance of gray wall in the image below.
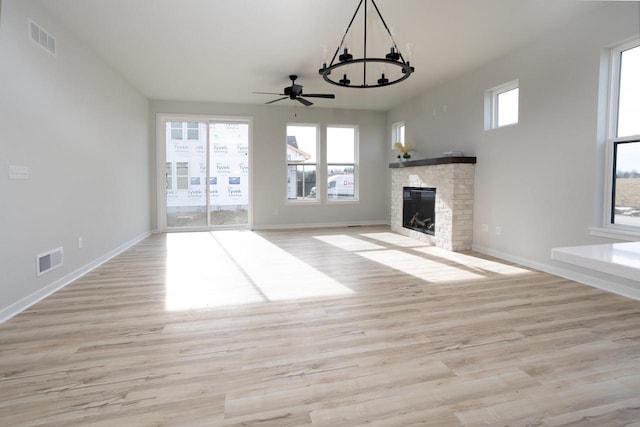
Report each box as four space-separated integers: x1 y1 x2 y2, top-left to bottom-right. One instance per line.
387 2 640 292
150 101 389 230
0 0 151 320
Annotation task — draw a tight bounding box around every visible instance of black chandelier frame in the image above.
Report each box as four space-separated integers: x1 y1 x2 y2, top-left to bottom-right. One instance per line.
318 0 415 88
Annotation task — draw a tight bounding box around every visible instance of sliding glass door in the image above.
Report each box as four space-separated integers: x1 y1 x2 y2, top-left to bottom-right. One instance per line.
161 116 250 230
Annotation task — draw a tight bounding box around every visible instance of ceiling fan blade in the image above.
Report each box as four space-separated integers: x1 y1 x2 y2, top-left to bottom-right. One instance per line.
297 97 313 107
265 96 288 105
302 94 335 99
253 91 285 96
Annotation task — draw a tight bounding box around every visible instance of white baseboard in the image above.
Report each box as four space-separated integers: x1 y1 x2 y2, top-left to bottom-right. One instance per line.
0 231 151 324
472 244 640 301
252 220 389 231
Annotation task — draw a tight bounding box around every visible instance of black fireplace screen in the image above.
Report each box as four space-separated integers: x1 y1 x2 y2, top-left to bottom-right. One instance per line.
403 187 436 235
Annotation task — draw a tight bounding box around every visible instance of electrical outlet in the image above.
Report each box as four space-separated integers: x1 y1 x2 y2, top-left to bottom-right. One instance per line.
78 237 83 249
482 224 489 233
495 226 502 236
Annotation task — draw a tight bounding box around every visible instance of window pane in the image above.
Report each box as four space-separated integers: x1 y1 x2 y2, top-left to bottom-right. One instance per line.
286 125 317 163
613 141 640 226
287 165 316 200
326 166 355 199
171 122 183 140
327 127 355 163
392 122 405 147
187 122 199 140
497 88 519 127
176 161 189 190
327 126 356 200
618 45 640 138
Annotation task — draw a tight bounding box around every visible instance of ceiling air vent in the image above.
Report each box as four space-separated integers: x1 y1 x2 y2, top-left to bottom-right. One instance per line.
37 247 63 276
28 19 56 57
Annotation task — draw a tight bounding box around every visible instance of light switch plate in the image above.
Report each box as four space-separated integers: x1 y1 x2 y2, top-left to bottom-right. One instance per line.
9 165 29 180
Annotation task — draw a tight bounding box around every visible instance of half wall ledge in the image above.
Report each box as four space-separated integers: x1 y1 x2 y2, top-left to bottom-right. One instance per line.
552 242 640 283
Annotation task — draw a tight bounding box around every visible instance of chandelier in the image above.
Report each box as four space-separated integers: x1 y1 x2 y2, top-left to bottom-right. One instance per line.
318 0 415 88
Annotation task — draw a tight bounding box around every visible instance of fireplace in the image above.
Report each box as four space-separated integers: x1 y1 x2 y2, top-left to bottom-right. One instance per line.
390 156 476 251
403 187 436 235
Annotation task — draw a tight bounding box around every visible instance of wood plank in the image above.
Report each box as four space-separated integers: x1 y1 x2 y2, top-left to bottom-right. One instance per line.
1 226 640 425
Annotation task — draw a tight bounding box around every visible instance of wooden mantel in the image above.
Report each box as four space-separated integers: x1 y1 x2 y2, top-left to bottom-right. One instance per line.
389 156 477 168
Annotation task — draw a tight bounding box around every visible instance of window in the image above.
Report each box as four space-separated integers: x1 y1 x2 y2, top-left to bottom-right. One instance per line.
485 80 519 130
170 122 183 140
187 122 200 140
607 41 640 230
327 126 358 201
392 121 405 147
176 161 189 190
286 125 318 201
612 141 640 226
169 122 201 141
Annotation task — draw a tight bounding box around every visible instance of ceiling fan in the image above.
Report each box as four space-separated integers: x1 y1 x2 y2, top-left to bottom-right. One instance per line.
253 75 335 106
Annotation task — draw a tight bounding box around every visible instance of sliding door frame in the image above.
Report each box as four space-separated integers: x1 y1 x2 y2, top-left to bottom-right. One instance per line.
155 113 253 232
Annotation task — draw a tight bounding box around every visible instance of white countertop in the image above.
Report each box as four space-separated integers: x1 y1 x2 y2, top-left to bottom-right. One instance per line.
552 242 640 282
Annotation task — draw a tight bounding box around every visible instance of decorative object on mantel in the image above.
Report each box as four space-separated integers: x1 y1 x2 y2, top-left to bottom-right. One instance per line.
318 0 415 88
442 151 463 157
394 141 413 161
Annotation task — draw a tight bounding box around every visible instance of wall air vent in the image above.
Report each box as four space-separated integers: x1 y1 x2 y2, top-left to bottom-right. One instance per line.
28 19 56 57
37 247 63 276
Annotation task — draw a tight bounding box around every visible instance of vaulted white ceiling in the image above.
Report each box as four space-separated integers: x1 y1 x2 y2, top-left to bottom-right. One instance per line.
38 0 606 111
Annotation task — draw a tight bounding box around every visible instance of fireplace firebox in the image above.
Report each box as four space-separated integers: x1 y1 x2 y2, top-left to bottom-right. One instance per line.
403 187 436 235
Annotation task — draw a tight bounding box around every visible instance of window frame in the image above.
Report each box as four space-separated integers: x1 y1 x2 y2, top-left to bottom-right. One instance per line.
392 121 405 148
485 79 519 130
285 123 320 203
600 38 640 237
326 124 359 203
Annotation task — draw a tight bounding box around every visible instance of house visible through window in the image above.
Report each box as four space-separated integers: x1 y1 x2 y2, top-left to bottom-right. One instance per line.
608 41 640 229
485 80 519 130
286 125 318 201
327 126 357 201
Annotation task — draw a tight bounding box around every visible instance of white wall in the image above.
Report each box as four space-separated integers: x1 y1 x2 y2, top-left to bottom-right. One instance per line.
387 3 640 293
150 101 389 230
0 0 151 320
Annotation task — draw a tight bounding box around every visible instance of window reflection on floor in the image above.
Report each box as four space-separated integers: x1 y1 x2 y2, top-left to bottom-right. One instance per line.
165 229 531 311
165 231 354 311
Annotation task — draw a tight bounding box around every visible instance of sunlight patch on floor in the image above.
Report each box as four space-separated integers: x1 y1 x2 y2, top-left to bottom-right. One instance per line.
356 249 485 283
165 231 354 310
412 246 531 276
165 233 265 311
313 234 386 252
212 231 354 301
359 232 429 248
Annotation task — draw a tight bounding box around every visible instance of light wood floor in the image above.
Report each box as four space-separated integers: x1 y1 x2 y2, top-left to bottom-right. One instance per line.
2 226 640 426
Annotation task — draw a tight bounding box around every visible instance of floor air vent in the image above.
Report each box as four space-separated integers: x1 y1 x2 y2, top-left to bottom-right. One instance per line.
29 19 57 57
37 247 63 276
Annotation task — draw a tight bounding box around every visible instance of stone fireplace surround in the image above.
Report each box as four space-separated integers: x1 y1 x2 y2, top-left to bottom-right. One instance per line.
390 157 476 251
